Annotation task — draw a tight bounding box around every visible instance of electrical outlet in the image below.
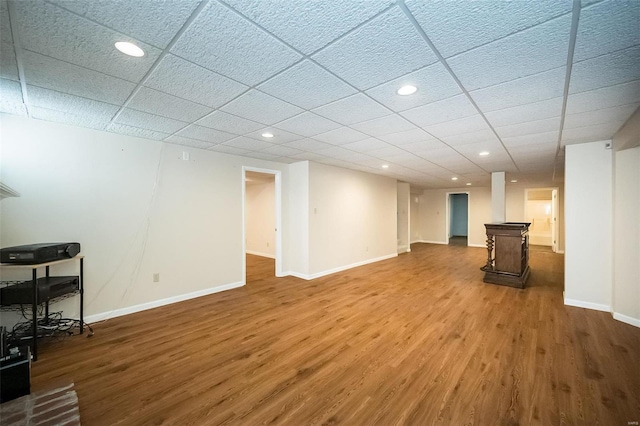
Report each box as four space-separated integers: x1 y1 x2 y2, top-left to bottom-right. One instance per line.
153 273 160 283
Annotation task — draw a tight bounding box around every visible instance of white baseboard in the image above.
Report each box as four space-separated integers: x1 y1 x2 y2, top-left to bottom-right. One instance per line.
246 250 275 259
564 298 611 312
467 243 485 248
613 312 640 328
85 281 245 323
285 253 398 281
397 244 409 253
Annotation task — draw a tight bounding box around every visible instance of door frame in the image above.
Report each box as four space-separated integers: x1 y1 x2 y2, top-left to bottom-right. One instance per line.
524 187 559 252
445 192 470 245
242 166 283 281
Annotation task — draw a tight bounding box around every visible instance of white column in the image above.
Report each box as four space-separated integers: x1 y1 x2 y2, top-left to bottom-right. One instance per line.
491 171 506 223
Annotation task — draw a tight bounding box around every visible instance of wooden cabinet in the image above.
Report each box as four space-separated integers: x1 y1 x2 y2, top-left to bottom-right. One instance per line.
481 222 530 288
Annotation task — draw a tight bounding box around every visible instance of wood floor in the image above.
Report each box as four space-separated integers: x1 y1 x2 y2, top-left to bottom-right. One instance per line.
28 243 640 425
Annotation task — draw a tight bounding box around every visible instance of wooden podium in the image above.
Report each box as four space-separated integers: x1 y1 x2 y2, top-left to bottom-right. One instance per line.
481 222 530 288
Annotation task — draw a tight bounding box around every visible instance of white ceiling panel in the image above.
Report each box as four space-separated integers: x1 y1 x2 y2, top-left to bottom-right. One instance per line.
28 85 119 125
165 135 215 149
502 131 559 147
564 103 638 130
507 142 557 156
207 144 251 156
448 14 571 91
22 50 136 105
366 145 411 160
351 114 416 137
257 60 357 109
224 0 393 55
469 67 566 112
31 106 111 130
312 7 437 90
314 145 359 159
176 124 236 145
274 112 342 137
170 2 301 86
221 89 303 125
145 54 248 109
394 139 448 154
0 43 18 80
244 128 303 144
312 93 391 125
405 0 572 58
365 62 462 112
342 138 393 152
258 144 303 158
49 0 201 48
196 111 263 134
128 87 212 122
561 120 627 145
15 1 161 82
378 128 437 145
423 114 491 139
312 126 370 145
221 136 276 151
441 129 500 146
569 45 640 94
566 80 640 114
573 0 640 62
115 108 188 134
282 139 334 152
106 123 169 141
485 97 563 127
401 94 477 127
0 78 27 116
288 151 332 162
454 140 510 158
249 151 282 161
495 117 561 139
1 1 12 44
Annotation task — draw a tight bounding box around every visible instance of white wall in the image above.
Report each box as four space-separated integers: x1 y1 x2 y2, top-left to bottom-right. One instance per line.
0 114 290 321
397 182 410 253
564 141 612 311
245 180 275 258
612 146 640 326
410 193 420 243
308 162 397 277
286 161 309 277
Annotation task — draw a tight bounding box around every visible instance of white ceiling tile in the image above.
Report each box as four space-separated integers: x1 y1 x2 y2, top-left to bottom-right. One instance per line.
312 126 370 145
165 135 214 149
502 131 559 147
145 54 248 109
423 114 491 139
0 78 27 116
561 121 627 145
312 7 437 90
401 94 477 127
365 62 462 112
378 128 437 145
258 144 303 157
281 139 334 152
405 0 572 58
314 145 358 159
274 112 341 137
351 114 415 137
573 0 640 62
447 14 571 91
249 152 282 161
395 139 448 154
258 60 357 109
288 151 331 162
208 144 251 156
478 161 519 173
221 136 275 151
175 124 236 144
565 80 640 114
22 51 136 105
170 2 301 86
312 93 391 125
107 123 169 141
15 1 161 82
49 0 200 48
342 138 393 152
569 45 640 94
495 117 561 139
485 97 563 127
1 43 18 80
507 142 558 155
115 108 187 134
224 0 392 55
419 146 463 161
564 103 639 130
28 85 119 128
469 67 566 112
1 1 12 43
454 141 510 158
378 152 423 164
196 111 263 134
128 87 212 122
368 145 413 161
441 129 500 146
220 89 303 125
244 128 303 144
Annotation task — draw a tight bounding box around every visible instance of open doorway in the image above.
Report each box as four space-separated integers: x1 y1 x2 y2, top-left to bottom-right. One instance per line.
524 188 558 252
242 167 282 283
446 192 469 246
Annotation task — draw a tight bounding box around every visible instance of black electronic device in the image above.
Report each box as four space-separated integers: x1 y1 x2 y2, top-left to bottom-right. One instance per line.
1 346 31 403
0 242 81 264
0 276 79 305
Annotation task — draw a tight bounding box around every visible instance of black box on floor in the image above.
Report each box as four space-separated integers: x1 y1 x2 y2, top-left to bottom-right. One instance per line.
1 346 31 403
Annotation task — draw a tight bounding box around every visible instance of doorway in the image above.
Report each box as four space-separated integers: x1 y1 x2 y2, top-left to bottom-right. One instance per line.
446 193 469 246
524 188 558 252
242 167 282 282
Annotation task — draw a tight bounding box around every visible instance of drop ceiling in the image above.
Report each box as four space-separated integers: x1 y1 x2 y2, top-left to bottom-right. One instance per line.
1 0 638 189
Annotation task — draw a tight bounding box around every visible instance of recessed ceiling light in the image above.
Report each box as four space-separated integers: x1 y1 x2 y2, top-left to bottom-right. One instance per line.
397 85 417 96
451 177 458 181
382 164 389 169
115 41 145 57
479 151 490 156
466 182 472 186
511 179 518 183
261 132 274 138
